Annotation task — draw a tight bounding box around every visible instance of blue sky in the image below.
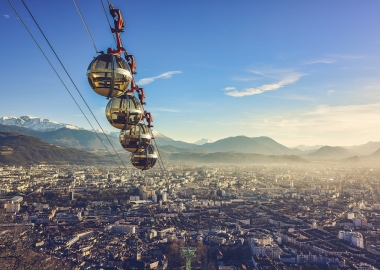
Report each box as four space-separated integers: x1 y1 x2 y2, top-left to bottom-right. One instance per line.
1 0 380 146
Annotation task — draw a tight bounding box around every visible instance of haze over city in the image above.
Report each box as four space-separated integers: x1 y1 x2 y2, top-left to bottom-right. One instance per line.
2 1 380 146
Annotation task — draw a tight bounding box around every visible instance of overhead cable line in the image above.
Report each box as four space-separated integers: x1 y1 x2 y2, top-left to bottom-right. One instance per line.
72 0 98 53
8 0 122 169
149 128 167 175
20 0 129 171
100 0 116 44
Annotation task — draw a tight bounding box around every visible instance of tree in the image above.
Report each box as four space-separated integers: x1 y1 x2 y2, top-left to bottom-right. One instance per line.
167 240 184 268
196 241 208 269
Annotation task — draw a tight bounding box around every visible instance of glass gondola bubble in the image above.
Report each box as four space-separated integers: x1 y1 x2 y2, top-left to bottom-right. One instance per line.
119 122 152 153
105 94 143 130
86 53 132 98
130 144 157 170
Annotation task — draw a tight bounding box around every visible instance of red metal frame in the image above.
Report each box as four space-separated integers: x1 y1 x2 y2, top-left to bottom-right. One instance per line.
108 3 154 130
143 111 153 128
107 5 126 54
125 54 137 74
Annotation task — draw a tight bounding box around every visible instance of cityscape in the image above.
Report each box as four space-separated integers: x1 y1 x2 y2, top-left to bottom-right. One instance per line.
1 159 380 269
2 1 380 269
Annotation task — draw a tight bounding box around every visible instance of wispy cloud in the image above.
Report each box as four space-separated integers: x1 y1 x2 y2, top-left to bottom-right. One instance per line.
223 87 236 91
232 77 260 82
303 59 335 65
3 14 10 19
231 68 298 83
225 74 303 97
329 54 365 60
136 71 181 86
149 107 180 113
248 68 293 78
327 90 335 96
282 94 315 101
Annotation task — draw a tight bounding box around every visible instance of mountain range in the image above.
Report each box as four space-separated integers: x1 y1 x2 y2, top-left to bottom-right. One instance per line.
0 116 83 131
0 132 109 165
194 138 214 145
1 116 380 164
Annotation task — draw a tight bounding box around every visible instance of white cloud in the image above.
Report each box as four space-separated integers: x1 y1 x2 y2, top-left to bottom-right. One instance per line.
327 90 335 96
136 71 181 86
225 74 302 97
3 15 10 19
223 87 236 91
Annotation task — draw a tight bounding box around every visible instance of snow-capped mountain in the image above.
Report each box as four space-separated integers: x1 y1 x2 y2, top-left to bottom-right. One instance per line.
151 129 172 140
0 116 84 131
194 138 214 145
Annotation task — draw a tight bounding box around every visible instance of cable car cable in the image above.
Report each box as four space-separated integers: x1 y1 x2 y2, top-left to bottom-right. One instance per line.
146 129 166 180
145 128 163 174
100 0 116 44
149 128 166 174
72 0 98 53
7 0 122 169
152 146 164 176
20 0 129 171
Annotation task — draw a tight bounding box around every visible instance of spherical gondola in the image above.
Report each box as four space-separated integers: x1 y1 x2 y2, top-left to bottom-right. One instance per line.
130 144 157 170
105 94 143 130
119 122 152 153
86 53 132 98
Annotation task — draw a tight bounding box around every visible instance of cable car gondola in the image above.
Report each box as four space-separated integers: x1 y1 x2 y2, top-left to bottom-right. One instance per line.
130 144 157 170
105 94 143 130
87 53 132 98
119 122 152 153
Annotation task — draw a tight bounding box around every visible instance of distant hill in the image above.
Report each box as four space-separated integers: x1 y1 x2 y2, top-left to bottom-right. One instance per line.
198 136 302 155
156 135 302 155
348 141 380 156
4 117 380 160
308 146 352 158
169 152 307 164
194 138 214 145
159 145 203 153
292 144 324 152
154 137 198 149
0 124 304 156
0 132 110 165
368 148 380 158
354 147 380 162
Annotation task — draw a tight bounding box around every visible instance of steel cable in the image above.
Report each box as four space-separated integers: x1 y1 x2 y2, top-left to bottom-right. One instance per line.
8 0 123 169
72 0 99 53
100 0 116 44
20 0 129 171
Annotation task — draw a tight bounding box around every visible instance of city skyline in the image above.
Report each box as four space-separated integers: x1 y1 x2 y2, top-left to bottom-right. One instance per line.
1 1 380 146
